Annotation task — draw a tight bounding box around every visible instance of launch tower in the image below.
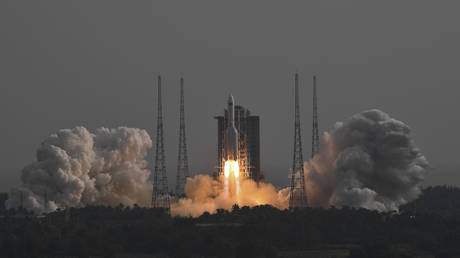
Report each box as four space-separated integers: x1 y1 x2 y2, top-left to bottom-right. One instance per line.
175 78 190 196
289 73 308 209
312 75 320 158
151 75 170 211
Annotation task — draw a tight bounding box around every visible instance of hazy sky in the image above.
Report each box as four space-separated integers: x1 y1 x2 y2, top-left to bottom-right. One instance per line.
1 0 459 191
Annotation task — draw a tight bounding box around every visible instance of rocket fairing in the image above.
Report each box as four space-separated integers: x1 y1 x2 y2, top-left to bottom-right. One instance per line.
224 94 239 161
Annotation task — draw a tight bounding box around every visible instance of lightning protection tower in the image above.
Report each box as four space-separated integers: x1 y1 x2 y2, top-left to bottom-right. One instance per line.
175 77 190 196
152 75 170 212
311 75 320 158
289 72 308 209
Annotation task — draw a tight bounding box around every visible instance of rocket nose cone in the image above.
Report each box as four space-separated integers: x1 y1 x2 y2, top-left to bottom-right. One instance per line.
228 94 234 104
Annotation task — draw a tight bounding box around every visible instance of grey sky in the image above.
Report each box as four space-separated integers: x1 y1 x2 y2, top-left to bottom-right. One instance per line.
1 0 459 191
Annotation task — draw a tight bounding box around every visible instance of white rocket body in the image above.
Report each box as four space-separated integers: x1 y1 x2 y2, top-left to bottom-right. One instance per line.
225 95 239 161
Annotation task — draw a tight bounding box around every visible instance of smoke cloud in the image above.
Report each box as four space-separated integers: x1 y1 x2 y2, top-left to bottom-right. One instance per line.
305 109 429 211
171 175 290 217
172 109 429 216
6 109 428 215
6 127 153 213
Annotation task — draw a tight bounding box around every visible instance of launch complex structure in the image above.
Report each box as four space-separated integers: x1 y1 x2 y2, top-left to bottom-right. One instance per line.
214 97 262 183
151 73 319 211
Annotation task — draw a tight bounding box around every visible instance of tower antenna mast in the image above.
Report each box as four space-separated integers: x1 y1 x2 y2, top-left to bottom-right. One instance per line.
312 75 320 158
175 77 190 196
289 72 308 209
151 75 170 212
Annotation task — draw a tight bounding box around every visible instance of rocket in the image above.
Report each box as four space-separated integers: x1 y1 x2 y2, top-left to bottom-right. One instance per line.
225 94 239 161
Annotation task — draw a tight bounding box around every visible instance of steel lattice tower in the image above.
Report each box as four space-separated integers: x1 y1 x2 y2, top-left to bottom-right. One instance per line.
175 77 190 196
152 75 170 211
312 75 320 158
289 72 308 209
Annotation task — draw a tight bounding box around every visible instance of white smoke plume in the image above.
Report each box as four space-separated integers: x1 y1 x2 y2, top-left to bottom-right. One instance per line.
305 109 429 211
6 126 153 213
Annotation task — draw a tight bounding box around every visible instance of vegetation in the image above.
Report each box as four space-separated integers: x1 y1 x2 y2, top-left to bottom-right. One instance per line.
1 186 460 258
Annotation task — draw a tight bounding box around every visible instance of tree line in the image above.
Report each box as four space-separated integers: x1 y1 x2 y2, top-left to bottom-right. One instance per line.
0 185 459 258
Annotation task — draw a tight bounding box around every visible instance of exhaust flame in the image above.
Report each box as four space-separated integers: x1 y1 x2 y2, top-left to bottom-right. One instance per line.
224 160 239 179
223 160 241 201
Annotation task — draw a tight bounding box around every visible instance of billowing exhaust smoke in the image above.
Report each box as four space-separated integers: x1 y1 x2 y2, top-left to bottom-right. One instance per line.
5 109 428 215
6 127 153 213
171 175 290 217
305 109 429 211
170 109 430 217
